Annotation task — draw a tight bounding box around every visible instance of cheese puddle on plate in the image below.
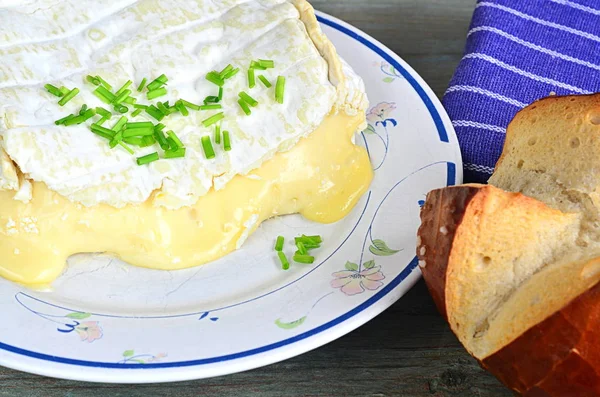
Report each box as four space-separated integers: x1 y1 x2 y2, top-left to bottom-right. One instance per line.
0 0 373 286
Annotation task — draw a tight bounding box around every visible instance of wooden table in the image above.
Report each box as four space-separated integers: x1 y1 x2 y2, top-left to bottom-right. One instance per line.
0 1 514 395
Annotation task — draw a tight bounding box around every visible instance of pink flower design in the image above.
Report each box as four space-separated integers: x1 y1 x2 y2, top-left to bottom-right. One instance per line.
331 266 385 296
367 102 397 124
75 321 103 343
147 353 168 363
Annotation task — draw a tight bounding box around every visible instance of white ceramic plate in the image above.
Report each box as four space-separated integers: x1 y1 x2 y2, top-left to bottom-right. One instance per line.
0 11 462 383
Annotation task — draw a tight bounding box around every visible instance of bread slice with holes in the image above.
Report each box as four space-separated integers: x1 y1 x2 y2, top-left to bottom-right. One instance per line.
417 94 600 396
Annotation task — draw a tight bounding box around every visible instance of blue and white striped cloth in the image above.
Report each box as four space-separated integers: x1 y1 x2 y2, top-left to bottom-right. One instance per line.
442 0 600 183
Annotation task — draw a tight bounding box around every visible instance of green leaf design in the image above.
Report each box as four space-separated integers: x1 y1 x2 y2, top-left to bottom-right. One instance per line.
65 312 91 320
363 124 376 134
363 260 375 269
383 77 395 83
369 239 400 256
123 350 135 358
390 65 396 74
275 316 307 330
345 261 359 271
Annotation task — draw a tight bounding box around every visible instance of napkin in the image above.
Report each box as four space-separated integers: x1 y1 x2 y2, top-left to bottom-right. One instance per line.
442 0 600 183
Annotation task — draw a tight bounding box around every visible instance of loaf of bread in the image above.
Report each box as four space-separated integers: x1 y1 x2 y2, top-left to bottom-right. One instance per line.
417 93 600 396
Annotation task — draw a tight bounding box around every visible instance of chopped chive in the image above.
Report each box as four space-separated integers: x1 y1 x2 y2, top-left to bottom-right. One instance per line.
93 90 111 104
119 142 135 155
223 68 239 80
248 68 256 88
180 99 201 110
80 108 96 121
219 64 234 79
258 75 272 88
141 135 156 147
133 104 148 109
201 112 225 127
123 127 154 138
164 148 186 159
154 129 170 150
239 91 258 107
96 116 109 126
126 121 154 129
137 77 147 92
278 251 290 270
154 123 166 132
123 96 137 105
167 130 184 149
201 135 215 159
55 114 75 125
223 130 231 151
237 99 251 116
206 71 224 87
275 236 284 251
94 86 115 104
58 88 79 106
176 100 189 116
295 235 323 245
109 130 123 148
44 84 64 97
90 123 116 139
146 74 168 91
59 86 70 96
79 104 88 115
123 137 144 146
218 87 223 101
293 254 314 264
250 61 267 71
96 76 113 91
115 80 133 97
111 116 128 133
131 108 142 117
95 107 111 118
63 115 85 126
113 89 131 105
136 152 159 166
156 101 169 115
199 104 222 110
204 96 219 104
114 104 128 114
258 59 275 68
215 124 221 144
145 105 164 121
147 87 167 100
275 76 285 104
86 75 101 86
296 241 307 255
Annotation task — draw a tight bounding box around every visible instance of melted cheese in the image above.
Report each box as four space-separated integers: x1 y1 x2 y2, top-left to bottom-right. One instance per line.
0 112 372 286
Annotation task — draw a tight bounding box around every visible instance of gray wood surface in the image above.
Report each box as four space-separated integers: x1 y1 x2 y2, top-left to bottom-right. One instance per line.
0 0 514 395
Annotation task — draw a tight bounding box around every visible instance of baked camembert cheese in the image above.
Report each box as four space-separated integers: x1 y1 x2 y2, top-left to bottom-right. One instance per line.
0 0 373 286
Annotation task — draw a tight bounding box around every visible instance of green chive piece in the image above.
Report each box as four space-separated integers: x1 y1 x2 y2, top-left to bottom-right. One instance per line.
55 114 75 125
154 129 170 150
131 108 142 117
146 74 168 91
112 116 128 133
123 127 154 138
136 152 159 166
206 71 224 87
95 107 111 118
294 235 323 245
296 241 308 255
219 64 234 79
180 99 201 110
140 135 156 147
275 236 284 251
94 86 115 104
123 96 137 105
119 142 134 155
203 96 219 104
176 100 189 116
45 84 64 97
164 148 186 159
156 101 169 115
275 76 285 104
293 254 315 264
223 130 231 151
80 108 96 121
115 80 133 97
199 104 222 110
126 121 154 129
239 91 258 107
167 130 184 149
147 87 167 100
248 68 256 88
202 112 224 127
145 105 164 121
154 123 166 132
59 87 70 96
86 75 101 86
114 104 128 114
137 77 147 92
215 124 221 144
258 75 272 88
58 88 79 106
123 137 144 146
258 59 275 69
250 61 267 71
90 123 116 139
63 115 85 126
96 116 109 126
278 251 290 270
109 130 124 148
223 68 240 80
218 87 223 101
201 135 215 159
133 104 148 109
96 76 113 90
237 99 251 116
113 89 131 105
79 104 88 115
